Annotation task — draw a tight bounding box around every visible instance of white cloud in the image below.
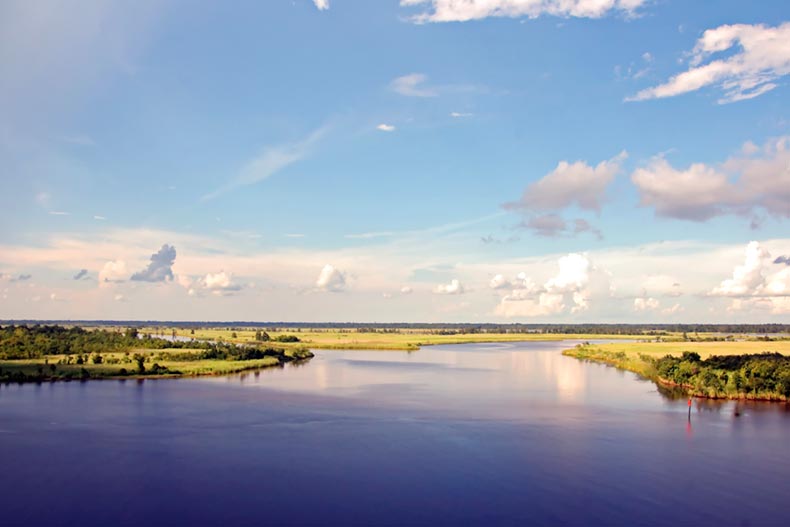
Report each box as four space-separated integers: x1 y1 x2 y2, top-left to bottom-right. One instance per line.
313 0 329 10
632 138 790 221
400 286 413 295
390 73 437 97
489 274 510 290
316 264 346 292
495 253 610 317
376 124 396 132
628 22 790 104
93 215 106 221
450 111 473 118
401 0 647 23
434 279 465 295
710 241 790 314
202 271 242 295
201 126 327 201
508 152 626 213
99 260 127 285
711 241 770 296
662 303 684 315
633 297 660 312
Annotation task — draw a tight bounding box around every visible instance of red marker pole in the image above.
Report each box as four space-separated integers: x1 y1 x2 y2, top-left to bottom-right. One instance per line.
687 397 692 421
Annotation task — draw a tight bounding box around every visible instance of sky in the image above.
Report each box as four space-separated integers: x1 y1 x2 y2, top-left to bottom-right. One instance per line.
1 0 789 323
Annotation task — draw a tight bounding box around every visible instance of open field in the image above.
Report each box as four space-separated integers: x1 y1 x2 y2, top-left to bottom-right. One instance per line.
136 327 646 350
566 339 790 359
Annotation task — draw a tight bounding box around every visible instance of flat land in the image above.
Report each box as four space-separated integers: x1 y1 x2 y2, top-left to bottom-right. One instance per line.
568 339 790 359
139 327 641 350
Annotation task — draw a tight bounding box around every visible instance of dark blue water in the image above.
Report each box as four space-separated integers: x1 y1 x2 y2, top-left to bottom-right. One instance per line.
1 341 789 526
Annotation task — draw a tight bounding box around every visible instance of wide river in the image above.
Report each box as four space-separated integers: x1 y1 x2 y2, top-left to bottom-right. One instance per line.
1 341 789 526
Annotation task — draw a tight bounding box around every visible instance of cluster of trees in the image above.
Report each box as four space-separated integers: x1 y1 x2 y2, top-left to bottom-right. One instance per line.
0 325 305 362
654 352 790 400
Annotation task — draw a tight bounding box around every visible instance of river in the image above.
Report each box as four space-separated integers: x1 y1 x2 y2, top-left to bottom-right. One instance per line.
1 341 788 526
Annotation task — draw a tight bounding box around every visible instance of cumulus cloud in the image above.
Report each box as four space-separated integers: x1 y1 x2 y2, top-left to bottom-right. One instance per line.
376 124 396 132
633 297 660 312
661 303 684 315
316 264 346 292
631 158 738 221
507 152 626 213
489 274 511 290
130 244 176 282
434 279 465 295
711 241 770 296
400 286 413 295
401 0 647 23
202 271 242 295
628 22 790 104
710 241 790 314
73 269 88 280
390 73 437 97
99 260 127 284
496 253 610 317
313 0 329 10
632 137 790 221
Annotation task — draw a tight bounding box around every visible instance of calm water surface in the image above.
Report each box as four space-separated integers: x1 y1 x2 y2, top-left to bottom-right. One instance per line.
1 341 789 526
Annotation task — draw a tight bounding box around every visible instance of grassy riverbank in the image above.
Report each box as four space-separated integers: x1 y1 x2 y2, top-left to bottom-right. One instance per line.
0 325 313 383
563 341 790 401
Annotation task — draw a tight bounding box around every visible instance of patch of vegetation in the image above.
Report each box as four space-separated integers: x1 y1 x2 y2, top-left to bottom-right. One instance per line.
0 325 313 383
565 343 790 401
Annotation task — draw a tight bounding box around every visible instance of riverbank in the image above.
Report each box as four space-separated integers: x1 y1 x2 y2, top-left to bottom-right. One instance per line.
0 325 315 383
0 348 314 383
563 341 790 401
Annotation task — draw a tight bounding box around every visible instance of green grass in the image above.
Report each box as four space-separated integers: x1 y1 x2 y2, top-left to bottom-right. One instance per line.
0 348 293 382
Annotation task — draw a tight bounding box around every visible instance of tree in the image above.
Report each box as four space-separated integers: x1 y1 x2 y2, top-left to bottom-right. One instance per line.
134 353 146 373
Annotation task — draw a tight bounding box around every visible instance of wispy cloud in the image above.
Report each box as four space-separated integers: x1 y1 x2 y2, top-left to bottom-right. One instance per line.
344 231 395 239
627 22 790 104
48 211 70 216
401 0 647 23
390 73 438 97
201 126 328 201
376 123 396 132
313 0 329 10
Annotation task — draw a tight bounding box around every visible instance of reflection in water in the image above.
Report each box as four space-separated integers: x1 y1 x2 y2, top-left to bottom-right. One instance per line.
2 340 790 526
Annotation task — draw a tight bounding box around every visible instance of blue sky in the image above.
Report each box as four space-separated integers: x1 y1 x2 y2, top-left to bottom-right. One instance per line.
1 0 789 322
